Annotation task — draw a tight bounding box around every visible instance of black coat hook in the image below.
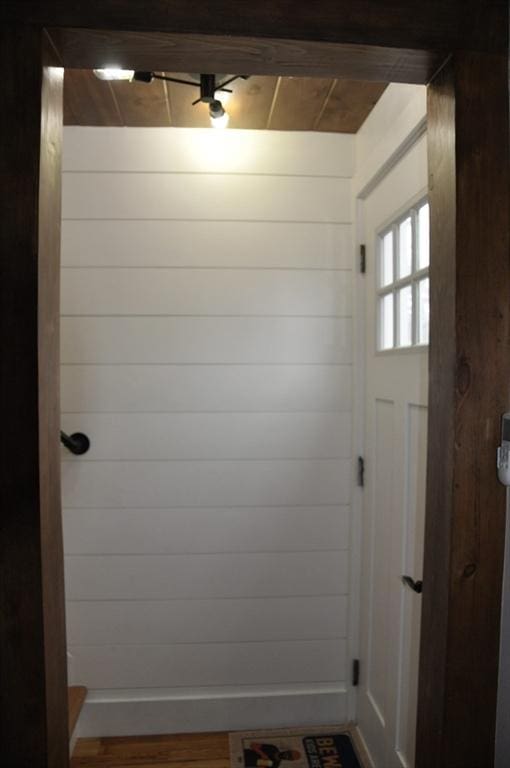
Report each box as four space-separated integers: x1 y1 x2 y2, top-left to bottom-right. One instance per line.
401 575 423 594
60 431 90 455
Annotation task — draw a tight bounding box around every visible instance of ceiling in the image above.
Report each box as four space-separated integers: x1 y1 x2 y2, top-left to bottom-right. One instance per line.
64 70 387 133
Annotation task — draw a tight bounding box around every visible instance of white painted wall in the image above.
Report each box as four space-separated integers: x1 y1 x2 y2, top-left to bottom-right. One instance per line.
354 83 427 199
61 127 355 736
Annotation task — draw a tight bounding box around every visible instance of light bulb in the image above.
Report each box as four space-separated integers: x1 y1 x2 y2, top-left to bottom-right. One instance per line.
211 111 230 128
209 99 229 128
93 68 135 81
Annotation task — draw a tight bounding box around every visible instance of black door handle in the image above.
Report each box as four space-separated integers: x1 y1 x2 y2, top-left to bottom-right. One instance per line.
401 575 423 594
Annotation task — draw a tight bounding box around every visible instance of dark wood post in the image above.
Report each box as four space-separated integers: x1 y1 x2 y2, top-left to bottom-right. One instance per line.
0 25 68 767
417 51 510 768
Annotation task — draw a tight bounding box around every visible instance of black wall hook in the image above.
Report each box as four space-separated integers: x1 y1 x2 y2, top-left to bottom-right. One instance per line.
60 431 90 455
401 575 423 594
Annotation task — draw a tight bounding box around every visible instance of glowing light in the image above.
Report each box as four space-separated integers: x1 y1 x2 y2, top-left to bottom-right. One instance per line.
93 68 135 81
209 99 229 129
215 90 231 106
211 111 230 129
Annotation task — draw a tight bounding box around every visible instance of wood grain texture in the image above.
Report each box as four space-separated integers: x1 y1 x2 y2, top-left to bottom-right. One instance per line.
63 71 382 132
225 76 277 130
68 687 87 737
0 24 69 767
72 731 230 767
64 69 121 126
111 76 171 126
39 37 69 768
165 73 210 129
416 50 510 768
268 77 332 131
4 1 507 53
49 29 441 85
316 81 388 133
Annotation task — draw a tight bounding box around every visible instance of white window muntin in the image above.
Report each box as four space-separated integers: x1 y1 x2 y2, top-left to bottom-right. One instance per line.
377 199 429 350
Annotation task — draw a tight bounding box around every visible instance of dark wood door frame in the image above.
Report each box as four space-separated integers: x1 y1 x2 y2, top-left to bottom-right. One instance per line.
2 4 509 767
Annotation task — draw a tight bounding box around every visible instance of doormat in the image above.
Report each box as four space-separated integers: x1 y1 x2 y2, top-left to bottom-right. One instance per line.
229 726 364 768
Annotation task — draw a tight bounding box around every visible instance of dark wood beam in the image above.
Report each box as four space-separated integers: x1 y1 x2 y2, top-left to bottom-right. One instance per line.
417 50 510 767
48 28 441 85
0 25 69 767
2 1 507 53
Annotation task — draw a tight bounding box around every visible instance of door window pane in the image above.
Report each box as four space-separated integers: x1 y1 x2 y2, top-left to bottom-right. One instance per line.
398 216 413 278
417 203 430 269
418 278 430 344
376 200 429 351
398 285 413 347
380 231 394 287
379 293 394 350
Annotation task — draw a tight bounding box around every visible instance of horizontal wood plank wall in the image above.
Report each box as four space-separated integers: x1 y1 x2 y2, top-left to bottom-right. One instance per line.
61 127 354 736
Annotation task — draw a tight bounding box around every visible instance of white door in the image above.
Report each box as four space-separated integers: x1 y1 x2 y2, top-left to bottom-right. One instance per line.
357 136 429 768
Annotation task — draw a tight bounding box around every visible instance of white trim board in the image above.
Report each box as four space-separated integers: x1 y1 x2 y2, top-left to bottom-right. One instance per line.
356 116 427 201
353 84 427 200
76 686 348 738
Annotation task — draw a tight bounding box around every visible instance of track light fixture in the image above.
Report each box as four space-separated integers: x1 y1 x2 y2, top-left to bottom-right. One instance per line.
93 69 249 128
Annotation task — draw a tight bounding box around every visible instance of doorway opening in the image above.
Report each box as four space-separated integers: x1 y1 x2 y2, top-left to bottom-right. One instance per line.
60 66 429 768
3 13 509 768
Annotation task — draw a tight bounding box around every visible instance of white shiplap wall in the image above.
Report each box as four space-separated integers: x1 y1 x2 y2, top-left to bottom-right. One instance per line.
61 127 354 736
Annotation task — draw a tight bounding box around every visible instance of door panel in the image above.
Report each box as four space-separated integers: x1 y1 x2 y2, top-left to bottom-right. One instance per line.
395 405 427 768
361 398 395 761
358 135 428 768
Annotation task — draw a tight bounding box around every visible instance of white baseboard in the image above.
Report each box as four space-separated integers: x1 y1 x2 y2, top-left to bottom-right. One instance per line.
76 685 348 738
353 725 376 768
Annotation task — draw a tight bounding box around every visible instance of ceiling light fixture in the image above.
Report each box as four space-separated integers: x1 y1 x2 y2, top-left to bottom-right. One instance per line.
93 68 135 81
93 69 249 128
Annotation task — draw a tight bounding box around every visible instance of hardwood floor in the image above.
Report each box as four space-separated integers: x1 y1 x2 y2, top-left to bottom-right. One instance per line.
72 731 231 767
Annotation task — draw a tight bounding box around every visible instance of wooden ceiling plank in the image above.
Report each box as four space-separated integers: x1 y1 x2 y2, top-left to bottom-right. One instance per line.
161 79 173 125
312 78 338 130
226 75 278 130
63 70 388 133
111 77 170 126
166 73 210 128
316 80 388 133
266 77 282 130
107 81 124 124
269 76 334 131
63 69 122 126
